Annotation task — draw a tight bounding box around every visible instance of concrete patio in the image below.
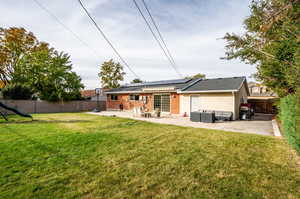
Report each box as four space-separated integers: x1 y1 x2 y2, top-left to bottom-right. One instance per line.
88 111 274 136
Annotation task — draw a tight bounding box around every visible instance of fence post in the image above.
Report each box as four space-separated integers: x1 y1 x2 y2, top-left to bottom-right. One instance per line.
34 100 37 113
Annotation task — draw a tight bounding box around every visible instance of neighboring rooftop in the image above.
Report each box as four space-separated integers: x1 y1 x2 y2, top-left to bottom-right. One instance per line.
248 82 278 97
106 76 247 93
81 89 96 98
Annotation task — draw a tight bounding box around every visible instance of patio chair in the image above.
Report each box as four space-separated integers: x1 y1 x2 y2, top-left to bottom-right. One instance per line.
151 108 161 118
133 107 138 117
133 107 145 117
139 107 146 117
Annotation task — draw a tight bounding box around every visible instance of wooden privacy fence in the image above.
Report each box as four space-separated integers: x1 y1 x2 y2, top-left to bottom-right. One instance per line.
0 100 106 114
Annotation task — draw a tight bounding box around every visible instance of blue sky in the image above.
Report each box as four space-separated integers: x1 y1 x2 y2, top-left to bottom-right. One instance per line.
0 0 255 88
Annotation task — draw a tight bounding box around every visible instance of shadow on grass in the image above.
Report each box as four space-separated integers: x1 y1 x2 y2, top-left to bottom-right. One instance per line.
0 119 93 124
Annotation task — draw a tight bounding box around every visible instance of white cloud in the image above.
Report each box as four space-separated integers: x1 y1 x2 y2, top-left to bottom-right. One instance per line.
0 0 255 89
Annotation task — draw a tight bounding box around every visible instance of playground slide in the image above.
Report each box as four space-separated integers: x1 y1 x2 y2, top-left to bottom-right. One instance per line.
0 102 32 119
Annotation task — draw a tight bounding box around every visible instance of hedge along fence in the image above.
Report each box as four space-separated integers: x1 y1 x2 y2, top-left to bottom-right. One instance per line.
279 94 300 154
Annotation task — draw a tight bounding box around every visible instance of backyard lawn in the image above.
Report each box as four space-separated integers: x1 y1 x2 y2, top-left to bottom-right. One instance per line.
0 113 299 199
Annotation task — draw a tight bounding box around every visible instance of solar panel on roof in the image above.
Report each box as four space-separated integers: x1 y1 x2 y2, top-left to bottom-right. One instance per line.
123 83 143 87
147 79 189 85
124 79 190 87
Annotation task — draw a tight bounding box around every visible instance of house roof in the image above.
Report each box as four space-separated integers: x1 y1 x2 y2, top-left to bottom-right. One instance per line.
106 76 247 94
106 78 199 93
181 76 246 92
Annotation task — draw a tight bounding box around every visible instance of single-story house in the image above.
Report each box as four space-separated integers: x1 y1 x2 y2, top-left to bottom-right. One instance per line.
106 77 249 120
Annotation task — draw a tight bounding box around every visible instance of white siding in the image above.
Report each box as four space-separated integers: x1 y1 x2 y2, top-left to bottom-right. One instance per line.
198 93 234 112
179 94 190 115
179 93 234 116
190 95 201 112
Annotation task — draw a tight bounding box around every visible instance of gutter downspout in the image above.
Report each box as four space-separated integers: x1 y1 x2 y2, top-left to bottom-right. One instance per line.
232 91 236 120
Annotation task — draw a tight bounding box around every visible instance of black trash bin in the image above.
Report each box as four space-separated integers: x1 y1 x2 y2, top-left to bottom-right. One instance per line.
190 112 201 122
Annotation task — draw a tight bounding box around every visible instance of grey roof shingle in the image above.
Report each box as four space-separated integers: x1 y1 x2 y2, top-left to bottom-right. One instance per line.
106 77 246 93
182 77 246 92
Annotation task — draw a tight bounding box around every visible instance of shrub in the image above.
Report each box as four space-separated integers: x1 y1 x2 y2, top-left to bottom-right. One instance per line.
279 93 300 154
2 84 33 100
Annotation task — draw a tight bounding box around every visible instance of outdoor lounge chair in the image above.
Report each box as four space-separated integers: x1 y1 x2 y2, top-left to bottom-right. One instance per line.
197 110 233 121
214 111 233 121
133 107 145 117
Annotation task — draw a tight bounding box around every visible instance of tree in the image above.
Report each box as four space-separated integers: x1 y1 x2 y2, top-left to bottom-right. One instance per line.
0 27 48 85
185 73 206 79
131 78 143 83
0 27 84 101
99 59 125 88
2 83 33 100
222 0 300 97
15 50 84 101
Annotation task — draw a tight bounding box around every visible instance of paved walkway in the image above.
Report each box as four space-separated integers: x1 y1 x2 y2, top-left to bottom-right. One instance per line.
88 111 274 136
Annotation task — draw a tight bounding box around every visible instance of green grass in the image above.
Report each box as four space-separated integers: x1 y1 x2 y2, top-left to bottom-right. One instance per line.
0 113 299 199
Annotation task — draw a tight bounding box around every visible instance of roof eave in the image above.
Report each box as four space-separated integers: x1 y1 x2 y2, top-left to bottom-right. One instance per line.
107 89 240 94
105 90 178 94
105 91 143 94
178 89 238 94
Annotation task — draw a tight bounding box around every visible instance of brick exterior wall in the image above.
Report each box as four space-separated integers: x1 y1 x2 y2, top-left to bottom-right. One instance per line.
107 94 153 111
107 93 180 114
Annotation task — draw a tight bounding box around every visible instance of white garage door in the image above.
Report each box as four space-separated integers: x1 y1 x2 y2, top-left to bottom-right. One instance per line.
190 95 201 112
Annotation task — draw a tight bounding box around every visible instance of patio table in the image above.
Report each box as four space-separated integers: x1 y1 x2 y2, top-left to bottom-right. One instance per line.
144 112 152 118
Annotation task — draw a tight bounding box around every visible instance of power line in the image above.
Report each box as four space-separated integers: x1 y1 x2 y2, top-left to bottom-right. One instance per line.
132 0 183 78
141 0 181 76
77 0 140 79
32 0 99 58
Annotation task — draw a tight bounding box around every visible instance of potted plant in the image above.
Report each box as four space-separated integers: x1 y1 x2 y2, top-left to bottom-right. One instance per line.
155 108 161 117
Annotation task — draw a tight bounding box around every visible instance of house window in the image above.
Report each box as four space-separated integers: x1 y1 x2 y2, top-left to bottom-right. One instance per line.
129 95 139 101
142 96 148 104
111 95 118 101
154 94 170 112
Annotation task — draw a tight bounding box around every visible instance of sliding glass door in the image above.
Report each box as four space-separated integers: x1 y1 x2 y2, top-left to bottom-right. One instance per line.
154 94 170 112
